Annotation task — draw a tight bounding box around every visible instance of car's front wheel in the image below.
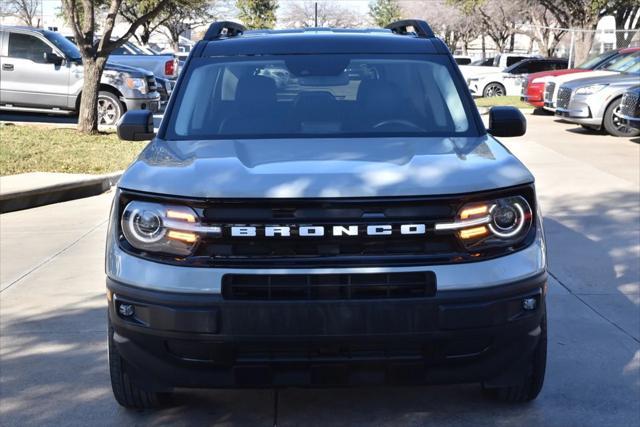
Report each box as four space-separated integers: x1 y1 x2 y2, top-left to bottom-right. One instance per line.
97 91 124 126
603 98 640 137
483 82 506 97
483 313 547 403
109 324 168 409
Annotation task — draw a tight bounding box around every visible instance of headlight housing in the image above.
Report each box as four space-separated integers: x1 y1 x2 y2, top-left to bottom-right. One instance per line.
125 77 148 94
121 201 219 256
575 84 607 95
435 196 533 249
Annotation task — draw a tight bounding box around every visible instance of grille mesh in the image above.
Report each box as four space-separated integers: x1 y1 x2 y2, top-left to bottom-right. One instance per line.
544 82 556 104
222 272 437 300
620 91 640 117
556 87 572 109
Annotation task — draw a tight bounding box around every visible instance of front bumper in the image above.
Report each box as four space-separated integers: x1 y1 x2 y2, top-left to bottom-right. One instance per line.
555 93 603 126
522 85 544 107
107 271 547 390
122 92 161 113
620 114 640 130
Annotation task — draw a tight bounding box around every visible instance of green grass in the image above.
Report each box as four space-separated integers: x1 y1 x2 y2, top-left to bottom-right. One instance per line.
0 124 148 176
475 96 531 109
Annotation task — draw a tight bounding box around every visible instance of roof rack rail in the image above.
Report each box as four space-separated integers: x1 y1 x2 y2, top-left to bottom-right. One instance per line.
385 20 435 39
204 21 246 41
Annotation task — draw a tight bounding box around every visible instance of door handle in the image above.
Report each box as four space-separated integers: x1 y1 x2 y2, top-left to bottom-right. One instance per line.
2 64 14 71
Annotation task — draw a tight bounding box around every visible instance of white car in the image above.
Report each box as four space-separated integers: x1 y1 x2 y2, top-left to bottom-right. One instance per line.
463 58 567 97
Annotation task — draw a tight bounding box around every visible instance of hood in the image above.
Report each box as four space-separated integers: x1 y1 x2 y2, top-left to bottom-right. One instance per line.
561 72 640 89
528 68 589 82
118 136 534 199
104 61 153 77
553 70 617 85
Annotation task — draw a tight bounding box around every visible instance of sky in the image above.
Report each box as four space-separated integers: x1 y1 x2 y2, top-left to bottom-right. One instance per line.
37 0 372 23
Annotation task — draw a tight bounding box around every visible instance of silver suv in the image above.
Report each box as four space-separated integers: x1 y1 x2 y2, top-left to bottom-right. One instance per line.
108 20 547 409
0 27 161 125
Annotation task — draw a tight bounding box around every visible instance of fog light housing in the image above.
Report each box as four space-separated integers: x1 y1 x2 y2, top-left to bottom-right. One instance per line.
118 303 135 317
522 297 537 311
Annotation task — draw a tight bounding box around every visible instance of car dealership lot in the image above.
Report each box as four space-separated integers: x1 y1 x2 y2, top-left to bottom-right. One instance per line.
1 115 638 426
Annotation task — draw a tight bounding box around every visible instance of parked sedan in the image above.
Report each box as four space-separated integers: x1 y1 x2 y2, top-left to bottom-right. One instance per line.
555 63 640 137
619 85 640 130
543 48 640 112
522 48 638 108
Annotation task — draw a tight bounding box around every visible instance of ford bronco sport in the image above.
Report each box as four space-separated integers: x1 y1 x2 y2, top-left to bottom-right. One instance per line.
108 20 547 409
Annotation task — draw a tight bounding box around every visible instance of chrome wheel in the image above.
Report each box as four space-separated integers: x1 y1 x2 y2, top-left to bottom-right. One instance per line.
484 83 505 97
97 95 122 126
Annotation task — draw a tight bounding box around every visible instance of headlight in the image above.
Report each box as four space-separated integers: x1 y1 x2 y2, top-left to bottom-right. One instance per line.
121 201 220 256
435 196 533 248
575 84 607 95
125 77 148 94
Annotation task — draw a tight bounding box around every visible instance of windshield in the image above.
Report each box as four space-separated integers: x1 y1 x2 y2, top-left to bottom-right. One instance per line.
44 31 81 60
167 55 476 140
605 51 640 72
577 51 615 69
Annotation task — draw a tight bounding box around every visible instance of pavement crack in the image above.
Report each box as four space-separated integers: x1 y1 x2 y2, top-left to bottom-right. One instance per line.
0 219 107 294
548 271 640 345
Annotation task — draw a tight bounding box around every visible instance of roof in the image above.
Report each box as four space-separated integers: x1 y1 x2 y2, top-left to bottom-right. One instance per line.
200 30 447 56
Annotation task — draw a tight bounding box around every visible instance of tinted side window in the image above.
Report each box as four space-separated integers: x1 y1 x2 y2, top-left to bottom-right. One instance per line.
528 62 551 73
506 56 528 67
8 33 52 63
510 61 530 74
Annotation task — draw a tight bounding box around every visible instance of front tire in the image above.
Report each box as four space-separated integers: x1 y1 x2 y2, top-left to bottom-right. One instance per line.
483 82 506 98
97 91 124 126
484 313 547 403
109 325 167 409
603 98 640 137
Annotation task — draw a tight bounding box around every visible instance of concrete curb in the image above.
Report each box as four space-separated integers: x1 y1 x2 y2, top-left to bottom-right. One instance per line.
0 172 121 213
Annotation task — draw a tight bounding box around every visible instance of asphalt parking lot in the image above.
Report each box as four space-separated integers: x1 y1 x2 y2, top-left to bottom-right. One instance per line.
1 114 639 426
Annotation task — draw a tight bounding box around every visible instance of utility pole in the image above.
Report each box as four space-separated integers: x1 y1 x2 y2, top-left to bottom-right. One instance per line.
314 2 318 27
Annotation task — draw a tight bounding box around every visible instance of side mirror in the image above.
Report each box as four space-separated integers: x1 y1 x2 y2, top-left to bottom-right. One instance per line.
487 106 526 137
44 51 64 65
117 110 155 141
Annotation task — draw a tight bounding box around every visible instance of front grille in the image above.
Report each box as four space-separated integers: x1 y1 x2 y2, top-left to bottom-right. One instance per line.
556 86 572 109
620 91 640 117
544 82 556 104
222 272 437 300
119 185 537 268
146 75 158 91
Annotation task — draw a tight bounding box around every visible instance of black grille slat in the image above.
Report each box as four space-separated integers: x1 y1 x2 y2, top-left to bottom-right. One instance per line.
146 76 157 91
222 272 436 301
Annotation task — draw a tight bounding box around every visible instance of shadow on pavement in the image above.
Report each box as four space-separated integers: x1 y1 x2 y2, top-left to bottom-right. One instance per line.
1 193 638 426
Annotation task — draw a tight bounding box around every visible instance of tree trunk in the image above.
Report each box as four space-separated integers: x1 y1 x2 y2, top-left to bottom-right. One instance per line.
573 31 596 67
77 56 107 134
